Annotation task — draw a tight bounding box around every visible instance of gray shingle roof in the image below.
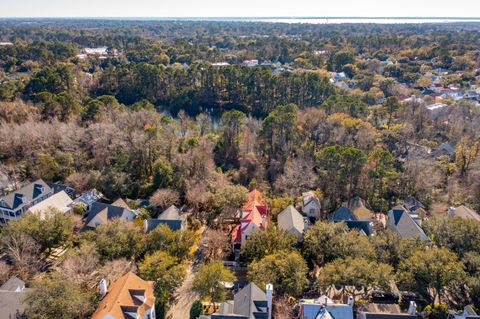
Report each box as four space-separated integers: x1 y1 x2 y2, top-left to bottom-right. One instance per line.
388 206 429 241
277 205 305 238
0 179 51 210
233 283 267 319
145 205 183 232
0 277 24 292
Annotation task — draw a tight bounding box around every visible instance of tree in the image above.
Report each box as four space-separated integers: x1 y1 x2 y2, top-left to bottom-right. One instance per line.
58 243 99 290
241 226 297 263
4 209 73 253
1 233 43 281
216 109 246 168
191 261 236 307
139 250 186 303
383 96 400 126
150 188 180 210
190 300 204 319
144 224 196 261
25 273 94 319
398 247 467 304
371 230 425 269
302 221 375 266
316 257 393 299
423 216 480 257
81 219 144 261
199 229 232 262
455 136 479 177
247 251 309 297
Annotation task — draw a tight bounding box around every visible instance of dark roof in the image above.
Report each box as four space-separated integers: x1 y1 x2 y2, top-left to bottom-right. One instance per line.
0 277 24 292
403 197 424 213
48 182 76 199
345 220 373 236
330 207 356 222
145 219 183 232
83 202 134 228
233 283 267 319
0 179 51 210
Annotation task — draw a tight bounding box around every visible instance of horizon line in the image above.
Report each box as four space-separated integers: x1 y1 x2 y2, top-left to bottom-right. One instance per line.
1 16 480 20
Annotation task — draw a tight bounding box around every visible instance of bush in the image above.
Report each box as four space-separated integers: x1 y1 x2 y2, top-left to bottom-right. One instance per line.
190 300 203 319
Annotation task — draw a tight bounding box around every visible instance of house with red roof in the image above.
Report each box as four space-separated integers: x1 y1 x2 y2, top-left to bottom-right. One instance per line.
232 189 268 250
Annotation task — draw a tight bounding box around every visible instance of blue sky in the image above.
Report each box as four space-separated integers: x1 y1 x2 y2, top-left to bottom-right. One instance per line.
1 0 479 18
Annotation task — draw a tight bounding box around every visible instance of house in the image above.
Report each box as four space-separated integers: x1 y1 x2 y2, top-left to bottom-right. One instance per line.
387 206 430 241
48 182 76 199
451 306 480 319
302 191 321 220
402 197 428 220
299 296 354 319
356 302 417 319
91 272 155 319
232 189 268 249
277 205 307 240
144 205 185 232
242 60 259 67
0 179 53 225
28 190 73 219
347 197 373 222
0 276 31 319
330 207 356 222
433 142 456 159
212 283 272 319
72 189 104 210
448 205 480 222
331 204 374 236
83 200 137 230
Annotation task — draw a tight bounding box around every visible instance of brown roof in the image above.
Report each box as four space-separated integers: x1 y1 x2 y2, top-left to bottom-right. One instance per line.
91 272 155 319
111 198 131 210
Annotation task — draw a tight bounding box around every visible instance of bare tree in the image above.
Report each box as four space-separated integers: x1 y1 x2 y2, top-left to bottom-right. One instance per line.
58 243 99 290
199 229 232 262
2 234 43 280
99 259 137 284
150 188 180 210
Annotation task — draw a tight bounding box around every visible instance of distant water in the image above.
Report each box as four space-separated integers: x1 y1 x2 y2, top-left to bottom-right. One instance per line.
144 17 480 24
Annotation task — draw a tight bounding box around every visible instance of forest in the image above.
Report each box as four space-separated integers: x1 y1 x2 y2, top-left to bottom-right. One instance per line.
1 19 480 319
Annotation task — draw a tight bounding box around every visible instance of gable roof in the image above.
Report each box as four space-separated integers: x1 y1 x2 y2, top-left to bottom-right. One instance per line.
388 206 429 241
302 191 321 208
330 207 356 222
111 198 131 210
92 272 155 319
84 202 135 229
347 197 373 221
0 277 25 292
0 179 51 210
300 296 354 319
158 205 181 220
233 189 268 244
452 205 480 222
277 205 305 237
28 191 73 218
233 283 267 319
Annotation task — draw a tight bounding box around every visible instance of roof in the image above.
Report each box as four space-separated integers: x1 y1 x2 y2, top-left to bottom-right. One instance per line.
300 297 354 319
0 277 25 292
330 207 356 222
347 197 373 221
452 205 480 222
232 283 267 319
158 205 181 220
358 303 417 319
91 272 155 319
84 202 135 229
302 191 321 208
0 179 51 210
277 205 305 238
362 314 417 319
72 189 103 208
345 220 374 236
233 189 268 244
0 277 29 319
388 206 429 241
111 198 131 210
28 191 73 218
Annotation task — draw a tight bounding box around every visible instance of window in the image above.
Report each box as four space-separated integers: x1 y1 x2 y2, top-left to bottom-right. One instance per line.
9 211 15 217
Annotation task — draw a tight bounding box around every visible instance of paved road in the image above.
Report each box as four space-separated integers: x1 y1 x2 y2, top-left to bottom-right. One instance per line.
167 227 204 319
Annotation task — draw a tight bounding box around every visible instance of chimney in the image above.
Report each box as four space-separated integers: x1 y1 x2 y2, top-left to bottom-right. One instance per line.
266 283 273 319
99 279 108 299
407 301 417 315
448 207 456 217
347 296 354 307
